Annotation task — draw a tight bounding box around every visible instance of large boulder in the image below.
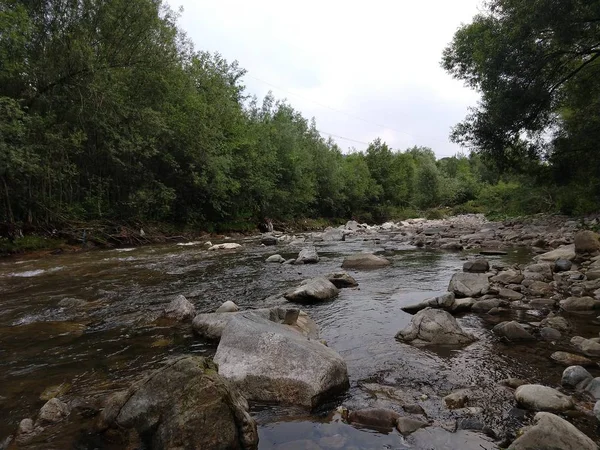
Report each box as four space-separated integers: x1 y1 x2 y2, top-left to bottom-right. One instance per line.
507 412 596 450
535 244 576 262
284 277 339 304
163 295 196 321
341 253 391 270
575 230 600 255
493 321 535 341
448 273 490 298
395 308 476 346
214 313 349 408
515 384 574 412
100 356 258 450
571 336 600 356
561 366 593 388
401 293 456 315
463 259 489 273
560 296 600 312
295 247 319 264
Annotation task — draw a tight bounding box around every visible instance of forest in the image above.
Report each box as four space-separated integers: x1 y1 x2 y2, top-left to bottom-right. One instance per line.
1 0 599 240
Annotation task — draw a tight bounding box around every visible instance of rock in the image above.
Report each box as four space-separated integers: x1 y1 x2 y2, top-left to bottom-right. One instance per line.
584 377 600 399
40 383 71 401
17 418 34 436
554 259 573 272
524 263 553 279
540 327 561 341
107 356 258 450
395 308 476 345
193 313 239 340
561 366 593 388
326 271 358 288
296 247 319 264
571 336 600 356
440 241 463 251
500 378 528 389
163 295 196 321
536 244 576 262
284 277 339 304
452 297 476 312
471 298 506 313
551 352 594 367
216 300 239 313
498 288 524 301
493 321 535 341
396 417 428 435
479 249 507 255
448 273 490 298
575 230 600 255
491 269 524 285
266 254 285 263
444 389 469 409
507 412 596 450
463 259 489 273
261 235 278 246
526 280 553 297
214 313 349 407
346 408 399 430
515 384 574 412
341 253 391 270
594 400 600 422
58 297 88 308
560 296 600 312
37 398 70 424
209 243 242 250
540 314 571 332
587 269 600 281
402 292 456 314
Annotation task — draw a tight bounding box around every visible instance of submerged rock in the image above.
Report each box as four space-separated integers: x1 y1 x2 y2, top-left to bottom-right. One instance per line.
448 273 490 298
163 295 195 321
463 259 490 273
493 321 535 341
346 408 400 430
214 313 349 408
515 384 574 412
326 271 358 288
341 253 391 270
551 352 594 367
395 308 476 346
396 417 428 435
560 296 600 312
37 398 70 425
284 277 339 304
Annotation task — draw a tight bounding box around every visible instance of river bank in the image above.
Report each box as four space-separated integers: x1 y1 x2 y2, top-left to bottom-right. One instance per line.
1 214 600 449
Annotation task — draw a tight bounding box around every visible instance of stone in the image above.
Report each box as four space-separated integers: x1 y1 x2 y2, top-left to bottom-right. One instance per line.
515 384 574 412
451 297 476 312
491 269 524 285
395 308 476 345
396 417 428 435
493 321 535 341
526 280 553 297
554 259 573 272
561 366 593 388
326 271 358 288
448 272 490 298
261 235 278 246
540 314 571 332
209 243 242 250
163 295 196 321
584 377 600 399
401 292 455 314
560 296 600 312
37 398 70 424
551 352 594 367
463 259 489 273
346 408 400 430
575 230 600 255
471 298 507 313
40 383 71 401
444 389 469 409
500 378 528 389
341 253 391 269
587 269 600 281
594 400 600 422
536 244 576 262
296 247 319 264
524 263 553 279
284 277 339 304
266 254 285 263
507 412 596 450
17 418 34 436
216 300 239 313
571 336 600 356
106 356 258 450
498 288 524 301
214 313 349 408
540 327 561 341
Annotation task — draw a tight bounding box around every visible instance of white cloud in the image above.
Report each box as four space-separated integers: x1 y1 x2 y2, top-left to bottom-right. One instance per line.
167 0 483 157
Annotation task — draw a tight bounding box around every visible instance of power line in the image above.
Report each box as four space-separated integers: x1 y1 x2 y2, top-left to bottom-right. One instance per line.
317 130 370 146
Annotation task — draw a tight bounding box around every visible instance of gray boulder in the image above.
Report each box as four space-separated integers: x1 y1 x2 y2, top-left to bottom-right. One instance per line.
327 271 358 288
575 230 600 255
341 253 391 270
266 254 285 263
463 259 489 273
395 308 475 346
540 327 561 341
560 296 600 312
554 259 573 272
295 247 319 264
498 288 524 301
163 295 196 321
216 300 239 313
561 366 593 388
551 351 594 367
490 269 524 285
515 384 574 412
37 398 70 425
401 292 456 314
261 235 278 246
471 298 507 313
540 314 571 332
448 273 490 298
507 412 596 450
536 244 576 262
101 356 258 450
214 313 349 408
284 277 339 304
493 321 535 341
571 336 600 356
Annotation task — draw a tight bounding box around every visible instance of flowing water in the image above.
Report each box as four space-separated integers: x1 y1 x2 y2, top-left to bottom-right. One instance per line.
0 231 598 449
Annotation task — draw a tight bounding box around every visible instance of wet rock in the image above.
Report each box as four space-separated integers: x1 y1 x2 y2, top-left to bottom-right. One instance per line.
594 400 600 423
346 408 400 430
493 321 535 341
444 389 469 409
524 263 553 280
448 273 490 298
40 383 71 401
587 269 600 281
266 254 286 263
216 300 239 313
560 296 600 312
404 404 426 415
584 377 600 399
507 412 596 450
554 259 573 272
540 314 571 332
402 292 456 314
561 366 593 388
440 241 463 251
209 243 242 250
396 417 428 435
17 418 34 435
37 398 70 424
575 230 600 255
525 280 553 297
58 297 88 308
261 235 278 246
451 297 476 313
163 294 195 321
515 384 574 412
193 313 238 340
571 335 600 356
341 253 391 269
550 351 594 367
214 313 349 407
326 271 358 288
318 434 346 449
296 247 319 264
491 269 524 285
540 327 561 341
284 277 339 304
395 308 476 345
471 298 507 313
536 244 576 262
498 288 524 301
500 378 527 389
463 259 489 273
106 356 258 450
69 397 100 418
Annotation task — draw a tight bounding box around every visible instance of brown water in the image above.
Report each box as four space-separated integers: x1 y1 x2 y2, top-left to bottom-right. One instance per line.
1 232 599 449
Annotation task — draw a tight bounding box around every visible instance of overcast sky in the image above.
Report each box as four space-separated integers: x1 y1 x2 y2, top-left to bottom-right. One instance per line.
166 1 483 157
